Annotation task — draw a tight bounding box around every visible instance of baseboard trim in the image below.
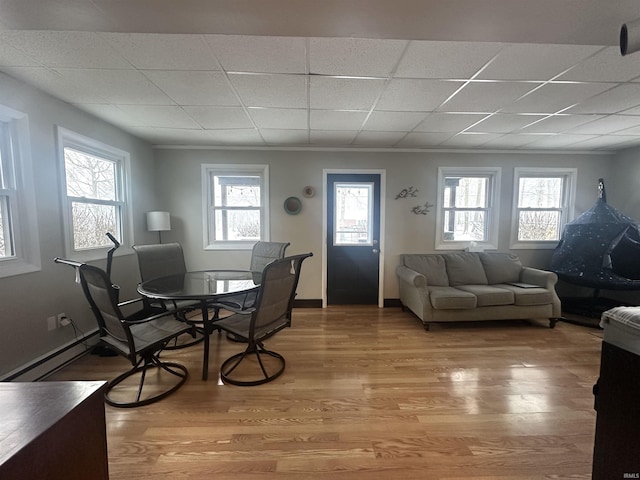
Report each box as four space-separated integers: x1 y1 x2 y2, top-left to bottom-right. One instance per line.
293 299 402 308
2 329 100 382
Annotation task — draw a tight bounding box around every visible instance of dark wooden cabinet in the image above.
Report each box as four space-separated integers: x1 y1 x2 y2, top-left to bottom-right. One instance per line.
0 381 109 480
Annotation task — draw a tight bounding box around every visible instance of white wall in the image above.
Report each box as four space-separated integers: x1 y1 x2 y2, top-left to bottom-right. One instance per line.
154 148 613 301
0 73 158 379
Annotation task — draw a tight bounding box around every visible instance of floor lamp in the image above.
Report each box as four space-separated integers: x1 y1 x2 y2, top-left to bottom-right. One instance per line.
146 211 171 243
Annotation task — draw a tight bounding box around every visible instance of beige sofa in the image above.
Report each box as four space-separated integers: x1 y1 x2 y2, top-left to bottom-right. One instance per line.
396 252 561 330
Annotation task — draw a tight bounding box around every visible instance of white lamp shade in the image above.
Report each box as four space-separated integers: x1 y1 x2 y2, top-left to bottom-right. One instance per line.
146 211 171 232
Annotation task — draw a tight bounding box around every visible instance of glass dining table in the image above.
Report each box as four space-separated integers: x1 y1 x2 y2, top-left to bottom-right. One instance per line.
137 270 261 380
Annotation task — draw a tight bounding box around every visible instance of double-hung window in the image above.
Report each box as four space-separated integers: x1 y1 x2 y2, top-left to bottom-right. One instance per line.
511 167 576 249
202 164 269 250
436 167 501 250
58 127 132 260
0 105 40 278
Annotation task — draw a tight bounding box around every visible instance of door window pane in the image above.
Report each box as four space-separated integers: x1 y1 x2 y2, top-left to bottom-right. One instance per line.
334 183 373 245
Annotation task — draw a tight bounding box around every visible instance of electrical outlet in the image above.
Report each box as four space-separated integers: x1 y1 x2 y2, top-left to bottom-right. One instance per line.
56 313 70 327
47 316 57 331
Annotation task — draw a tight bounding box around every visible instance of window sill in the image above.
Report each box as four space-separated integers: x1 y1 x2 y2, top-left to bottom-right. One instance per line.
0 257 41 278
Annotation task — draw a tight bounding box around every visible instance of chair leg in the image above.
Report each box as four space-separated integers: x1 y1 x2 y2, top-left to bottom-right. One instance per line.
105 353 188 408
220 342 285 386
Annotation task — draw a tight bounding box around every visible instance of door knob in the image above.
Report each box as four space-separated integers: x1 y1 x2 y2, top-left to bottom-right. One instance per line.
372 249 379 253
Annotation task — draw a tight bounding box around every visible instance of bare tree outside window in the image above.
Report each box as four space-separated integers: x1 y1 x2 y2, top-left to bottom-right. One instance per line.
517 177 563 241
64 147 121 250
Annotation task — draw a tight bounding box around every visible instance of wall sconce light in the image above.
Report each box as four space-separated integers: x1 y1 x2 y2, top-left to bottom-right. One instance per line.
146 211 171 243
621 18 640 56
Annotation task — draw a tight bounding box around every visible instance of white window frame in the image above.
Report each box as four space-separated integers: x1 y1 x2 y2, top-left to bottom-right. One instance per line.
57 127 133 261
201 164 269 250
0 105 40 278
510 167 577 250
435 166 501 250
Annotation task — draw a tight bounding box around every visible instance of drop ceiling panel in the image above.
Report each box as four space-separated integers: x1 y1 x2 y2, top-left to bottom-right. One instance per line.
376 79 462 111
143 70 239 106
396 132 452 147
230 73 307 108
310 77 386 110
523 134 598 148
565 115 640 134
310 130 358 145
518 114 605 133
477 44 603 80
439 82 536 112
413 112 487 132
441 133 501 147
0 40 40 67
501 82 613 114
309 37 407 76
114 105 201 128
353 131 407 146
207 129 265 145
102 33 220 70
558 47 640 82
566 84 640 114
467 113 547 133
206 35 307 74
309 110 368 130
363 111 427 131
248 108 307 129
394 41 504 79
261 129 309 145
182 106 254 129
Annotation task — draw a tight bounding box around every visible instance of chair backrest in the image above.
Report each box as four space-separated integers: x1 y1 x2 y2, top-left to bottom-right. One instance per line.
250 253 312 339
133 242 187 281
249 241 291 272
78 264 132 346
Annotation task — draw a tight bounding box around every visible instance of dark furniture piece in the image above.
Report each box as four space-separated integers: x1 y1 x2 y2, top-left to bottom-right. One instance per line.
0 381 109 480
137 269 261 380
215 253 312 386
54 258 194 408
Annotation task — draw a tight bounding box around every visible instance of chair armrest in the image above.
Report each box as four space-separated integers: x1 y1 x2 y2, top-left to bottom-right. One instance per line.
117 297 144 308
396 265 427 287
521 267 558 289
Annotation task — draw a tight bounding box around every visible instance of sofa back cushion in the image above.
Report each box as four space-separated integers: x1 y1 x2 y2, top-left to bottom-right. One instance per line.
444 252 488 286
402 254 449 286
479 253 523 284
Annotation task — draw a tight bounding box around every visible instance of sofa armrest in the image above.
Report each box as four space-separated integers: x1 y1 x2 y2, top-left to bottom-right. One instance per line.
520 267 558 289
396 265 426 287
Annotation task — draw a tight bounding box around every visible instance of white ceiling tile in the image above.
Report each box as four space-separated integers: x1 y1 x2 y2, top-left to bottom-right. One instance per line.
206 35 306 74
309 37 407 77
376 79 462 111
481 134 543 148
565 115 640 134
566 84 640 114
467 113 546 133
477 44 602 81
248 108 307 129
0 31 129 68
261 129 309 145
501 82 613 114
113 105 201 128
309 110 368 130
413 112 487 132
57 68 174 105
611 124 640 136
523 134 598 148
1 66 110 103
310 130 358 145
518 114 605 133
102 33 219 70
559 47 640 82
310 77 385 110
353 131 407 146
74 104 143 127
0 39 39 66
207 129 265 145
143 70 239 106
440 81 535 112
440 132 501 147
125 127 222 146
396 132 452 147
182 106 253 129
395 41 504 79
363 111 427 131
567 136 640 150
230 73 307 108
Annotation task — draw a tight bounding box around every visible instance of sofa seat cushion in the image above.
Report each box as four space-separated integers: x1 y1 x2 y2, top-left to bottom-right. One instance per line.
444 253 488 286
429 286 477 310
495 284 553 306
455 285 515 307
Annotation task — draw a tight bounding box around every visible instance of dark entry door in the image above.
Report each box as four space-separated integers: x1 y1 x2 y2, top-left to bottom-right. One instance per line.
327 173 381 305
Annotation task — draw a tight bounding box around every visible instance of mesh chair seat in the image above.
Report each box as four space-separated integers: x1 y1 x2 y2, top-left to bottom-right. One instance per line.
214 252 312 386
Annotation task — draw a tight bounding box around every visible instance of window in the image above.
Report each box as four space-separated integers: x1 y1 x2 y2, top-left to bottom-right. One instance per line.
58 127 132 260
333 182 374 246
202 164 269 250
0 105 40 278
436 167 501 250
511 168 576 249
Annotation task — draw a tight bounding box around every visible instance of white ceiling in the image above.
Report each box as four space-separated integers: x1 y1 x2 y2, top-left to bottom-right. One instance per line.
2 0 640 151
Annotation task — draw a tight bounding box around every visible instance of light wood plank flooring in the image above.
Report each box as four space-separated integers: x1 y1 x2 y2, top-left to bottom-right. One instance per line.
48 306 604 480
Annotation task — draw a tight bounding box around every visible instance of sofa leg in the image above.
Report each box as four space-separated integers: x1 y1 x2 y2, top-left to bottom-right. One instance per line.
423 322 431 331
549 318 559 329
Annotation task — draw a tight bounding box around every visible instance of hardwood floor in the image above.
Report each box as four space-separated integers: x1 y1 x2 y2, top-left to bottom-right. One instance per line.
48 306 603 480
